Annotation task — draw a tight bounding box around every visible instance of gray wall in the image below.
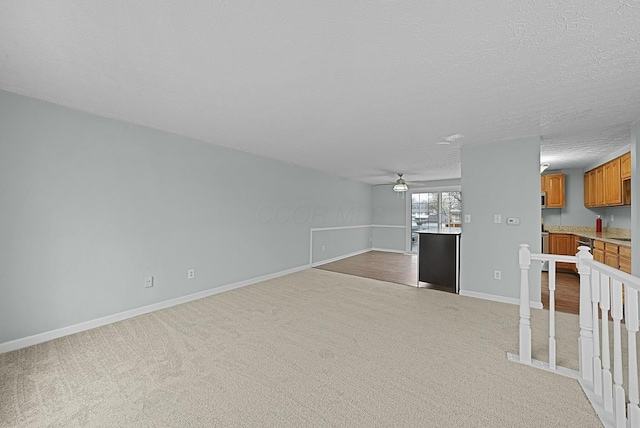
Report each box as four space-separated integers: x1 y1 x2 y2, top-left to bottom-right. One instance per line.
311 226 372 264
460 137 541 302
372 185 406 225
371 226 406 252
0 91 373 344
371 185 407 251
603 205 632 229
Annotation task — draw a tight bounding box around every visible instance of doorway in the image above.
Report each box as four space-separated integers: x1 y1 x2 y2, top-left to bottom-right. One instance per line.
410 191 462 252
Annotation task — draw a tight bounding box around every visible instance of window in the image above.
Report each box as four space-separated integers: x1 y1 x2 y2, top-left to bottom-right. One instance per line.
410 191 462 252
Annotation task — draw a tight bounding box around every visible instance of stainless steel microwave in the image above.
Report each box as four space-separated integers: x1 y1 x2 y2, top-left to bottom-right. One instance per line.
541 191 546 208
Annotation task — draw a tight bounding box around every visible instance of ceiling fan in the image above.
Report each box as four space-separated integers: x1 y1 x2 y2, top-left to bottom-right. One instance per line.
373 172 423 191
393 173 408 192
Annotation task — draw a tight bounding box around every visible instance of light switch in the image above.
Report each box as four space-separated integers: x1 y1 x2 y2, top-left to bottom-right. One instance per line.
506 217 520 225
464 214 471 223
494 214 502 224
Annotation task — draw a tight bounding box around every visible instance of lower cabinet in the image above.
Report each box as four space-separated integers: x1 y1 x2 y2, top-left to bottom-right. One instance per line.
619 245 632 274
552 235 631 274
549 233 575 272
593 240 631 274
593 240 605 263
604 242 619 269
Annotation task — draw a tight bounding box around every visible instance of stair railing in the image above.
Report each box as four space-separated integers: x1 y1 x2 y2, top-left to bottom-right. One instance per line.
511 243 640 428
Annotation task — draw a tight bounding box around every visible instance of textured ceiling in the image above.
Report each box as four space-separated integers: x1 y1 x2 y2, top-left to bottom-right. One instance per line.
1 1 639 185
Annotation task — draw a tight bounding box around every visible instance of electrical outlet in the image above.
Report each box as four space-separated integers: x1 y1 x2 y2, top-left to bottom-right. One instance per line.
187 269 195 279
493 270 502 280
494 214 502 224
610 214 614 222
322 245 326 251
144 276 154 288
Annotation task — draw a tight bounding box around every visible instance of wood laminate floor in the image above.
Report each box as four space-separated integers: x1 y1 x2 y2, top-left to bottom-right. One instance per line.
316 251 581 314
541 271 581 315
315 250 455 293
315 251 418 287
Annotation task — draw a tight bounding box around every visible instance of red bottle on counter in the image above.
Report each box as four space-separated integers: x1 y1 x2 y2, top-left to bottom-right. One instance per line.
596 215 602 233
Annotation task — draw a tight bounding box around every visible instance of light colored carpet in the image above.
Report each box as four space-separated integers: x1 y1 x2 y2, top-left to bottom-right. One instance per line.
0 269 601 427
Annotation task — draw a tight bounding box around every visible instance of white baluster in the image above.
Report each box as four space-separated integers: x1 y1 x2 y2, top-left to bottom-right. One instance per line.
600 274 614 412
518 244 531 364
591 270 602 398
611 279 625 428
548 260 556 370
624 285 640 426
577 247 594 382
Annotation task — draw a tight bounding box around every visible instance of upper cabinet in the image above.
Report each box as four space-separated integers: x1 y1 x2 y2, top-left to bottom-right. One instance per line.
541 173 565 208
604 157 622 205
621 152 631 179
584 169 597 207
596 166 605 206
584 152 631 208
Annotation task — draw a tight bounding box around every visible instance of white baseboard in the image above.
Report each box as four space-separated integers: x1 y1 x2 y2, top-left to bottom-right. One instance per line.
0 264 310 354
371 247 406 254
311 248 371 267
459 290 543 309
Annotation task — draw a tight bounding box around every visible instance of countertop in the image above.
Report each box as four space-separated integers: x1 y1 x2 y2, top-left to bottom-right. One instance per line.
416 230 461 235
573 232 631 247
544 226 631 247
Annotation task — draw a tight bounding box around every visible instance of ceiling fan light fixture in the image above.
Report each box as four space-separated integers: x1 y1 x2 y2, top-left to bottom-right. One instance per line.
393 183 408 192
393 173 408 192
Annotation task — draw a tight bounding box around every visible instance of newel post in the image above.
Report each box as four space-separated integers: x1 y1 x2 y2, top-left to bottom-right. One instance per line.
577 246 594 382
518 244 532 364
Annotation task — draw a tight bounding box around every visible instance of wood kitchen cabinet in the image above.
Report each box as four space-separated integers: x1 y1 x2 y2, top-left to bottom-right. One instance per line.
593 240 605 264
549 233 574 272
541 173 565 208
604 158 622 206
583 173 590 207
584 169 597 207
619 245 632 274
604 242 619 268
582 167 602 207
593 240 631 274
584 152 630 207
621 152 631 179
589 169 597 206
596 166 605 206
622 152 632 205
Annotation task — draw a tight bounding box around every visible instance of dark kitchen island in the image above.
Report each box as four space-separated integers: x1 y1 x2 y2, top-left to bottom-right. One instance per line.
417 231 461 293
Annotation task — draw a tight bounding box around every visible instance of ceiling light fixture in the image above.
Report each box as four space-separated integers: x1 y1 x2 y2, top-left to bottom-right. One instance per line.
436 141 450 145
393 173 408 192
540 163 550 173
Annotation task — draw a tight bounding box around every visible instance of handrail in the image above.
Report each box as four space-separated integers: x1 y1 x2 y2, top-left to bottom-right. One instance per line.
512 243 640 428
530 253 576 263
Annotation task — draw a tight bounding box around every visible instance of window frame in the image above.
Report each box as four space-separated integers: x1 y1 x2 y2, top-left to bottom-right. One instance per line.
406 185 462 253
